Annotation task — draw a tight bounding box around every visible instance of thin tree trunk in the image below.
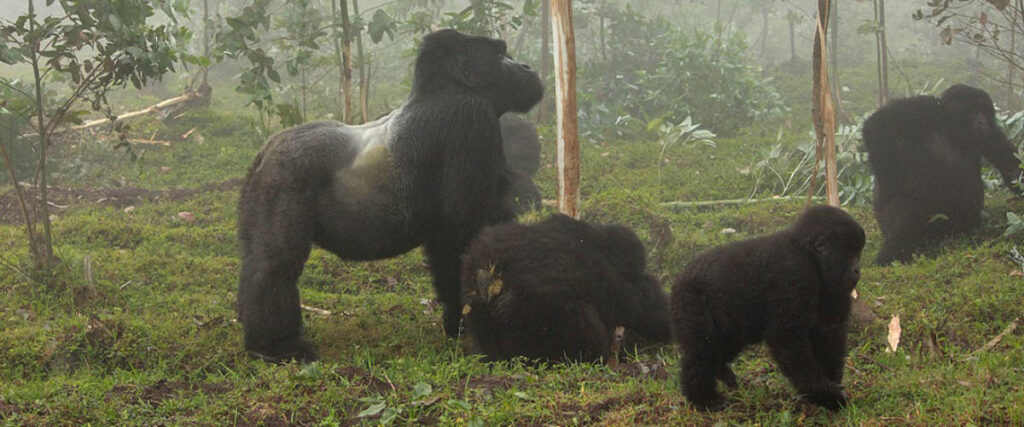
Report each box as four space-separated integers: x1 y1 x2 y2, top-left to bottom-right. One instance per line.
28 0 53 267
758 8 769 60
812 0 839 207
550 0 580 219
874 0 889 107
831 0 843 119
1009 13 1017 109
330 0 353 122
0 137 40 263
537 0 551 124
789 17 797 61
340 0 353 123
599 0 607 62
353 0 368 123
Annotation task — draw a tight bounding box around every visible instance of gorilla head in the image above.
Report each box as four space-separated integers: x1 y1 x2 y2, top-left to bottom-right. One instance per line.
237 30 542 363
414 29 542 116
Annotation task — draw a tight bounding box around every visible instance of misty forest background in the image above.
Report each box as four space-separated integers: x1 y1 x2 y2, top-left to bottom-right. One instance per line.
1 0 1023 425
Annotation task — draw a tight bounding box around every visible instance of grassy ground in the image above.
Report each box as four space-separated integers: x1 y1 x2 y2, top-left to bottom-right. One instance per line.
1 102 1023 426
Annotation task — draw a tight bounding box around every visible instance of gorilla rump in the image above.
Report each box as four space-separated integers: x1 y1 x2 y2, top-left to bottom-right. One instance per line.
460 214 671 363
500 114 542 213
237 30 543 362
863 84 1024 265
671 206 865 411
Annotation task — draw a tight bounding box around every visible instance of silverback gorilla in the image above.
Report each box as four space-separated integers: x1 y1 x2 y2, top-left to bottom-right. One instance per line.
863 84 1024 265
671 206 865 411
237 30 543 362
500 114 542 213
460 214 671 362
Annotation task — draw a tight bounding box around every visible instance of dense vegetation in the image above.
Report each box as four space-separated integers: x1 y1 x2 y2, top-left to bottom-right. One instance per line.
2 0 1023 425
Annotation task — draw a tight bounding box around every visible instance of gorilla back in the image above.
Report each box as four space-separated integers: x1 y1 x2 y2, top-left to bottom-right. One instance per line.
237 30 543 362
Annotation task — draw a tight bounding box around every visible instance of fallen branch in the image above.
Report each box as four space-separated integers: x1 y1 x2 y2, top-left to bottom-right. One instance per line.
301 304 333 316
19 89 206 139
972 318 1020 354
127 139 172 146
660 196 824 209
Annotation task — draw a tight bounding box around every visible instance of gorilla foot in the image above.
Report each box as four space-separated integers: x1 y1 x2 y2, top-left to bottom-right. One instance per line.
802 383 849 411
247 338 318 364
685 390 726 412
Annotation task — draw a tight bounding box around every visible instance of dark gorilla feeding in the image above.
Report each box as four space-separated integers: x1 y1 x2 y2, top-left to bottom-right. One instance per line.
499 114 542 213
863 84 1024 265
460 214 671 362
236 30 543 362
671 206 865 411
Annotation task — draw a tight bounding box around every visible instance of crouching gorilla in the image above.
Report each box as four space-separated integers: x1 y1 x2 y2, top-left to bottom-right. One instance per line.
237 30 543 362
671 206 865 411
500 114 543 213
863 84 1024 265
460 214 671 362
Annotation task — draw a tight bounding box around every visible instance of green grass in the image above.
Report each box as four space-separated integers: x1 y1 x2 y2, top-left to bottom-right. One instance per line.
1 101 1023 425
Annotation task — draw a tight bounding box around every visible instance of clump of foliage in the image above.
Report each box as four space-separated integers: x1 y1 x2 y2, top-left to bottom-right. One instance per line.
749 120 873 205
0 0 193 269
578 6 785 138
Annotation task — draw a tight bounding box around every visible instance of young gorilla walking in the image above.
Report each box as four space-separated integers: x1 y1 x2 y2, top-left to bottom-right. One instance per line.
236 30 543 362
460 214 672 362
671 206 865 411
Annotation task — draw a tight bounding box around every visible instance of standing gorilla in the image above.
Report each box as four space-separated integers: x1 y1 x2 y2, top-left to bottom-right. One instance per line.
237 30 543 362
671 206 865 411
863 84 1023 265
500 114 542 213
461 214 671 362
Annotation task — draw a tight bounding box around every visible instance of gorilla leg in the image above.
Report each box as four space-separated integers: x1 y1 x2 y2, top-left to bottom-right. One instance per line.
810 324 848 383
766 331 847 410
875 198 932 265
677 297 728 410
425 239 468 338
508 170 541 214
238 198 316 362
562 302 612 361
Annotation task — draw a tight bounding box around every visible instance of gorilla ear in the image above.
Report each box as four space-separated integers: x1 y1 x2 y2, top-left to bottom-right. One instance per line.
813 235 830 255
446 54 473 87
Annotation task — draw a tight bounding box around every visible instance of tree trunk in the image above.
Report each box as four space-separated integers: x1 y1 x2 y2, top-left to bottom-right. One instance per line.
812 0 839 208
331 0 353 122
352 0 368 123
1009 12 1017 110
599 0 607 62
758 8 769 60
874 0 889 107
830 0 843 120
28 0 54 268
550 0 580 219
789 16 797 61
537 0 551 124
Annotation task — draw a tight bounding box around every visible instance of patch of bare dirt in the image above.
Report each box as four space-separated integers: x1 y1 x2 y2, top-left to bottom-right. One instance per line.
0 178 241 224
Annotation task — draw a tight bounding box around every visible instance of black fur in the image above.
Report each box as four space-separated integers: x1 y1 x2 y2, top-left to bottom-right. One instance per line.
671 206 865 411
460 214 671 362
863 84 1023 265
237 30 543 362
500 114 542 213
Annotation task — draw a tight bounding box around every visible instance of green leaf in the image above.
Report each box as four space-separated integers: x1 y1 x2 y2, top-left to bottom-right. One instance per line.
357 402 386 418
412 382 432 400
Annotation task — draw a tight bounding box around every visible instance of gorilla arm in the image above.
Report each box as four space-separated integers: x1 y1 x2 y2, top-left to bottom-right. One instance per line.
981 131 1024 194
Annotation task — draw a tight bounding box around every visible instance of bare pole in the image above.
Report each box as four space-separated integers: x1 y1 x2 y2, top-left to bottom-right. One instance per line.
812 0 839 207
550 0 580 218
537 0 551 124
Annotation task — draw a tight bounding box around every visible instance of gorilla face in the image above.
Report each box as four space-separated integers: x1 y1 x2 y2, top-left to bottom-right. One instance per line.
942 84 1003 147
